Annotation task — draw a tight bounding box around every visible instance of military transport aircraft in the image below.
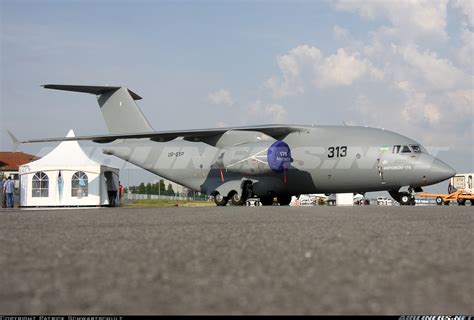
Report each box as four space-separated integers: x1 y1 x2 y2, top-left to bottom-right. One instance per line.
19 85 455 206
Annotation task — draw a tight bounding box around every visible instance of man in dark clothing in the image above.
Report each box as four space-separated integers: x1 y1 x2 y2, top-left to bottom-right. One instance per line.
0 178 6 208
3 176 15 208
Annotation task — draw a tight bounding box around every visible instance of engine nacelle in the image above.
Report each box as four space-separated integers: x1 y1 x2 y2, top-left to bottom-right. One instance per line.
220 140 292 175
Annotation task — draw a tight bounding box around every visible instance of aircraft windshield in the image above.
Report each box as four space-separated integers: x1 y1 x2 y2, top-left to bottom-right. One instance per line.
392 144 424 154
401 145 411 153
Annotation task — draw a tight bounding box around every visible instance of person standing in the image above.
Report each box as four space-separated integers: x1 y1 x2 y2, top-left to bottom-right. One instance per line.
1 177 6 208
118 181 123 206
3 176 15 208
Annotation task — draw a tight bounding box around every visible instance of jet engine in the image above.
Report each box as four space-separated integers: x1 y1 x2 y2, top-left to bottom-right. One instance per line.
219 140 292 175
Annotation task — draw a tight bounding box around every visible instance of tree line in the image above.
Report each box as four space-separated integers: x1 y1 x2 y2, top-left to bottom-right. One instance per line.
128 179 176 196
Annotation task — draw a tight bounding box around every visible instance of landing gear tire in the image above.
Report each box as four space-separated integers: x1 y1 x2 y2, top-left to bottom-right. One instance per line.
214 193 228 206
278 196 292 206
260 196 274 206
436 197 443 206
399 192 414 206
457 199 466 206
230 192 247 206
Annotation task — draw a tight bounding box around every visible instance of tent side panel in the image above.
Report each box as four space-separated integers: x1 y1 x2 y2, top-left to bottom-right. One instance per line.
57 170 101 206
19 169 102 207
20 170 57 207
20 172 28 206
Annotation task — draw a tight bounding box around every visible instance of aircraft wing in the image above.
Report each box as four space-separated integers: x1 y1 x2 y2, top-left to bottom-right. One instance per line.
19 125 306 144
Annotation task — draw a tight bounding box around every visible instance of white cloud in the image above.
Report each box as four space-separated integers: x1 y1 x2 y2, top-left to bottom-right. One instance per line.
447 89 474 115
334 0 449 42
452 0 474 27
395 45 466 90
453 27 474 70
400 92 442 125
314 48 383 88
246 100 287 124
207 89 234 107
249 2 472 154
265 46 383 97
265 76 303 100
262 1 472 158
265 45 322 99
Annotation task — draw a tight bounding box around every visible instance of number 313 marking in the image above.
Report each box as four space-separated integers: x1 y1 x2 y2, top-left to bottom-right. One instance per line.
328 146 347 158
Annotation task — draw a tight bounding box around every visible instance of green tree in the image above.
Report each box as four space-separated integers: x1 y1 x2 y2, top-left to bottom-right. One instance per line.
159 179 166 195
166 183 175 196
145 183 152 195
151 182 158 195
138 183 146 194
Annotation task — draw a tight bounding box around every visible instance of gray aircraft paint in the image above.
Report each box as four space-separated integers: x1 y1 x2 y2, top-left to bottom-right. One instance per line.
22 85 456 205
101 126 452 195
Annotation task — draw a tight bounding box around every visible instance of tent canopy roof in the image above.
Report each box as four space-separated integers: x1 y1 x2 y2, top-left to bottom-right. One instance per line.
21 130 116 170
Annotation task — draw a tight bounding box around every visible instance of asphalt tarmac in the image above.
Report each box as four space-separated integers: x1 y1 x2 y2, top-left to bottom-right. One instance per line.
0 206 472 315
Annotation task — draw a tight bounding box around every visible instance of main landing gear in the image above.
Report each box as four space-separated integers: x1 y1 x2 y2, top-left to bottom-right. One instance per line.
213 182 293 206
230 192 247 206
213 181 253 206
214 193 229 206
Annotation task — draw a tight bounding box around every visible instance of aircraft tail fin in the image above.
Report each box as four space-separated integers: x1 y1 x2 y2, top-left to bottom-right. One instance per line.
43 84 154 134
7 130 21 151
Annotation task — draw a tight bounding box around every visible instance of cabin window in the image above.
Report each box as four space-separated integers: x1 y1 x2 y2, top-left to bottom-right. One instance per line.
32 172 49 197
410 145 422 153
469 176 472 189
392 145 401 153
401 145 411 153
72 171 88 197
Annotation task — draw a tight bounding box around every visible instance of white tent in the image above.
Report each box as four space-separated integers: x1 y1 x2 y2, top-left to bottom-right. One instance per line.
19 130 120 207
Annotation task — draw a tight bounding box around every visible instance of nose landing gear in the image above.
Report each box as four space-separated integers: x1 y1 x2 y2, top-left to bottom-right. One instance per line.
389 189 416 206
399 192 416 206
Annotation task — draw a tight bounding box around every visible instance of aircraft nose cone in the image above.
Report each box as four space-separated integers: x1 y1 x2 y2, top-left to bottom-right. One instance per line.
428 158 456 184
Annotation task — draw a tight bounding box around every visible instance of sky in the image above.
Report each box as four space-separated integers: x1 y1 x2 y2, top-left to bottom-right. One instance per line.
1 0 473 195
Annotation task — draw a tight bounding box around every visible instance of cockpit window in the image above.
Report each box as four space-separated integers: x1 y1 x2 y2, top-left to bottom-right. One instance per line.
410 145 422 153
401 145 411 153
393 144 424 154
392 145 401 154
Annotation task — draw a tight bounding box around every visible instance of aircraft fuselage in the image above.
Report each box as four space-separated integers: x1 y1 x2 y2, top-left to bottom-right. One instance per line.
103 125 454 200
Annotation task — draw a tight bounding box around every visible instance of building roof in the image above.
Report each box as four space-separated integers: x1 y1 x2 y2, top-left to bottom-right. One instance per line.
0 152 40 171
